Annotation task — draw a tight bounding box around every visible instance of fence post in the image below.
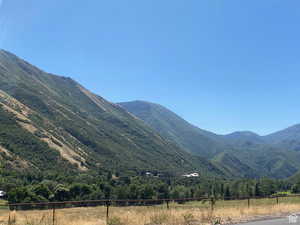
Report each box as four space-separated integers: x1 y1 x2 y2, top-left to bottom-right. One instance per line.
7 204 11 225
106 201 110 225
210 197 215 212
166 200 169 210
276 196 279 205
248 197 250 208
52 204 56 225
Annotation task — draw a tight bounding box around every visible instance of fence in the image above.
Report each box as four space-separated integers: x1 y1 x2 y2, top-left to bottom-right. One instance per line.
1 195 300 225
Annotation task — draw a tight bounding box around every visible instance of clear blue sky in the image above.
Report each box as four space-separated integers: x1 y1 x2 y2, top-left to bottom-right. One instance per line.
1 0 300 135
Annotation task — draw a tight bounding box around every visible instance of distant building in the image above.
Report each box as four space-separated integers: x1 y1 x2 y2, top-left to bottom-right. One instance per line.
182 172 199 178
145 172 153 177
0 190 6 198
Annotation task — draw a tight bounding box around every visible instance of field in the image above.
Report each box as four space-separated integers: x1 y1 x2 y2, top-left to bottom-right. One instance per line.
1 197 300 225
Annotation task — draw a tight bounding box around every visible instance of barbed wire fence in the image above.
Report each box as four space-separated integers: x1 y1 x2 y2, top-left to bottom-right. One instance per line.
1 194 300 225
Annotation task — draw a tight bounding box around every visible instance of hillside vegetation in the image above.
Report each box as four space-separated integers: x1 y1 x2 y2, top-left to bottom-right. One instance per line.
2 50 300 205
118 101 228 158
0 50 228 178
119 101 300 178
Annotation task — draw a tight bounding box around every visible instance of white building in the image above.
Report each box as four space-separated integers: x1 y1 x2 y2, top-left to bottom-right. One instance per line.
0 190 6 198
182 172 199 178
145 172 153 176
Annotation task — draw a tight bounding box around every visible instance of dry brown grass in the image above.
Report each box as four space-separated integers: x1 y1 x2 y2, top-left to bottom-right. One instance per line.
1 198 300 225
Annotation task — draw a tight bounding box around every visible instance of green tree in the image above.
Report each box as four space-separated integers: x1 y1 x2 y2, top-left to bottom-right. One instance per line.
32 184 52 200
69 183 92 200
224 186 231 199
54 184 70 201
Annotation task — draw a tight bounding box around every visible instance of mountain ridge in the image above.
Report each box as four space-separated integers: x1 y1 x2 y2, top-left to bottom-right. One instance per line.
0 50 226 177
119 100 300 178
2 49 300 179
118 100 229 158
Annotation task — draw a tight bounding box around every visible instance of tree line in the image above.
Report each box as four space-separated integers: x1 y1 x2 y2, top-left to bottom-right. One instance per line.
1 169 295 204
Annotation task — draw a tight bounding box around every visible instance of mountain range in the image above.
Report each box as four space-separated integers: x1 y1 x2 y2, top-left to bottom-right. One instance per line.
0 50 226 178
1 49 300 180
119 101 300 178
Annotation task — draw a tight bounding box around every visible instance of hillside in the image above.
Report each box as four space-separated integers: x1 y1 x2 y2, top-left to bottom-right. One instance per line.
119 100 300 178
3 49 300 180
223 131 264 147
118 101 228 158
264 124 300 151
0 50 225 177
211 152 258 178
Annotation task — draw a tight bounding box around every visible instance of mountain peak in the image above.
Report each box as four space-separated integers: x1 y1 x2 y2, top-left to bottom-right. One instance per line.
119 100 227 158
264 123 300 144
0 50 222 176
226 131 260 137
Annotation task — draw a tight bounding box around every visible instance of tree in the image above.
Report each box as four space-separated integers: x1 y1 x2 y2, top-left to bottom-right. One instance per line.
54 184 70 201
32 184 52 200
141 185 154 199
255 183 261 197
224 186 231 199
157 184 169 199
128 184 139 199
291 183 300 193
69 183 92 200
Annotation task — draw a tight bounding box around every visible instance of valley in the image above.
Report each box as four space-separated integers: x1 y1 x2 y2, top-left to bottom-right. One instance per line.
1 50 300 224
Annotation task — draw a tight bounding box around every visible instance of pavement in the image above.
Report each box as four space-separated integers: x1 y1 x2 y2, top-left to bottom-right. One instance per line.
238 214 300 225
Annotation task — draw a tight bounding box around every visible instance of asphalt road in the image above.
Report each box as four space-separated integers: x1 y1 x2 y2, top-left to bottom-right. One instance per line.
239 215 299 225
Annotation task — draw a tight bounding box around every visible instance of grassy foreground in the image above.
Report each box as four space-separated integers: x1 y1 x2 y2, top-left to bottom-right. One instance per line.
1 197 300 225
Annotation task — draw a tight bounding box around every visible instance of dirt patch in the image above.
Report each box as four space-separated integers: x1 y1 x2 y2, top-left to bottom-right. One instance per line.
41 136 87 171
0 145 11 157
0 90 87 171
0 90 33 117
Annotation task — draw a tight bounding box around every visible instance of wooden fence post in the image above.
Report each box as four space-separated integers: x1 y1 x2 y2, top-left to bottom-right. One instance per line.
248 197 250 208
106 201 110 225
52 204 56 225
276 196 279 204
211 198 215 212
166 200 169 210
7 204 11 225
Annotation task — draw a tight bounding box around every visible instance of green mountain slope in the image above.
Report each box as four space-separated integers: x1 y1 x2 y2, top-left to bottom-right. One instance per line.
0 50 225 177
211 152 258 178
118 101 228 158
225 145 300 179
119 100 300 178
263 124 300 151
223 131 264 147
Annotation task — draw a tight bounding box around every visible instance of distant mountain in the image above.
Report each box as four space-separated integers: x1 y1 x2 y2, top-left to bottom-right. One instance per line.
119 100 300 178
225 131 261 140
3 49 300 180
223 131 264 147
118 101 228 158
211 152 258 178
0 50 225 177
264 124 300 151
225 144 300 179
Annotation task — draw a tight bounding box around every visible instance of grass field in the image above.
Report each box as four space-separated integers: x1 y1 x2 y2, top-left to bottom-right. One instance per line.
1 197 300 225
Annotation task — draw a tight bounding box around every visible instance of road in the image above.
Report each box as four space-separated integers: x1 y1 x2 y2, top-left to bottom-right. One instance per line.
239 215 299 225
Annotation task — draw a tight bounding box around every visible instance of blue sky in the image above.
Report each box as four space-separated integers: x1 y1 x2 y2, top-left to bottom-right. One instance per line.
0 0 300 135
